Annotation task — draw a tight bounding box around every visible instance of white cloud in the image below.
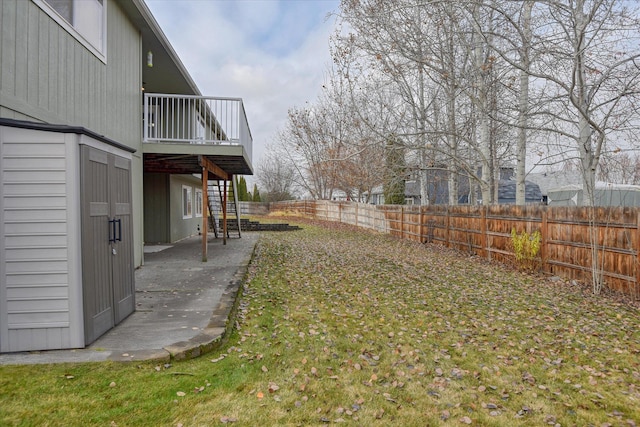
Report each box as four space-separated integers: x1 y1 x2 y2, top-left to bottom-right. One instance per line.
145 0 340 173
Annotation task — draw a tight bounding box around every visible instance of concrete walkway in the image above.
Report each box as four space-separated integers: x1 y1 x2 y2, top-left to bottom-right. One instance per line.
0 233 259 365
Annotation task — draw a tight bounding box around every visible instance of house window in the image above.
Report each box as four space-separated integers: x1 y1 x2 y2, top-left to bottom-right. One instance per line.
35 0 106 61
182 186 192 219
195 189 203 217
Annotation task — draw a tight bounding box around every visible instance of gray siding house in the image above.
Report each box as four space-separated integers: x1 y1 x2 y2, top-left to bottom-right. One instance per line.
0 0 253 352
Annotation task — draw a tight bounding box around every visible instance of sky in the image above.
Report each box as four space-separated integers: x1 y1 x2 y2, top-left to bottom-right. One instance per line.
145 0 341 181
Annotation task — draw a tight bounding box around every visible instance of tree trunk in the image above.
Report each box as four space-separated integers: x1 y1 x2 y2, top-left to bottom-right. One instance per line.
574 0 596 207
471 4 492 205
516 2 533 205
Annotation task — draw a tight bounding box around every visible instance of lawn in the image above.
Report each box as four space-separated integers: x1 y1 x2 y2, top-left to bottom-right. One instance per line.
1 219 639 426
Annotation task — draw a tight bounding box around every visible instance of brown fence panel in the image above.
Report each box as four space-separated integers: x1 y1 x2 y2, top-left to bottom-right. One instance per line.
402 206 422 242
544 207 638 296
423 205 449 245
445 206 482 255
376 205 401 238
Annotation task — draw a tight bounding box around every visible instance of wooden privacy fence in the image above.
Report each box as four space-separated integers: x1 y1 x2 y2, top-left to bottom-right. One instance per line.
270 200 640 300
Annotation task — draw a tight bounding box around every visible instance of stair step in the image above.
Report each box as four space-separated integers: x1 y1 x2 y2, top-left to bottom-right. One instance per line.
224 219 301 232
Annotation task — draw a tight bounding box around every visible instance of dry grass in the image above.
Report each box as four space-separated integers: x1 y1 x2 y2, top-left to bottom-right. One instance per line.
1 219 640 426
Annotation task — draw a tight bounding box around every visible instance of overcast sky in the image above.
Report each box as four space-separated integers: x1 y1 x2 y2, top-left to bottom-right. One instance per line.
145 0 341 179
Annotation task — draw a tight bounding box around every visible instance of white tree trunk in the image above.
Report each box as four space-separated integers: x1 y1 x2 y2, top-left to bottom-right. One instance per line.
574 0 596 207
420 164 430 205
448 164 458 205
516 2 533 206
473 4 492 206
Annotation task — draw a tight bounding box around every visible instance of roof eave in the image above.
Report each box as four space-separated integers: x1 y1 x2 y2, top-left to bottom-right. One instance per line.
117 0 201 95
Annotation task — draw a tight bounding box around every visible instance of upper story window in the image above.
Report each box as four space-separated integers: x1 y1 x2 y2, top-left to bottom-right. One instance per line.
34 0 106 61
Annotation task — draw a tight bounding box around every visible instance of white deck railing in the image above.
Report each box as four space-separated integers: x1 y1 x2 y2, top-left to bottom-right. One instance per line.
143 93 252 161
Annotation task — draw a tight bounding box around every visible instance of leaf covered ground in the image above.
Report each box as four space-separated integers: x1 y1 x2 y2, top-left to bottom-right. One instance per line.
1 220 640 426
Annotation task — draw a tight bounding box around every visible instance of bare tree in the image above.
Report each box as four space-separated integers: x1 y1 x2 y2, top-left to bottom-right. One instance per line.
598 152 640 185
335 0 522 205
256 147 298 202
524 0 640 294
271 65 389 201
512 0 640 206
271 0 639 210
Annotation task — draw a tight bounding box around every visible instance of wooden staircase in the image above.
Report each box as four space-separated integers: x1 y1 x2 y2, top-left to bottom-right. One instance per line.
207 178 242 241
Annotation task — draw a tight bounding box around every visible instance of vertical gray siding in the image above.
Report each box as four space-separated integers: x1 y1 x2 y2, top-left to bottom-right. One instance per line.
145 174 203 244
1 0 145 268
169 175 202 243
0 0 142 151
143 173 169 244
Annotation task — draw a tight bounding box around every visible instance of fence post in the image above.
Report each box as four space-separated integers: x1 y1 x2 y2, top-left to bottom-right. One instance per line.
400 206 404 240
420 206 425 243
633 210 640 298
481 207 488 259
355 202 358 227
541 208 548 272
446 207 450 248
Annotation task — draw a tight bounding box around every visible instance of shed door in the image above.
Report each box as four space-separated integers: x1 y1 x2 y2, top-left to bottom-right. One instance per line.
111 155 135 324
81 145 134 345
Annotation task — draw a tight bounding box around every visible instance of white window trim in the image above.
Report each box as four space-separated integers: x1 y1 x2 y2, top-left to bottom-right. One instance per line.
33 0 107 63
195 189 203 218
182 185 193 219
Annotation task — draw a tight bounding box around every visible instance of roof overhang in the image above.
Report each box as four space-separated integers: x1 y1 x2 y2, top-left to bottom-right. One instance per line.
116 0 200 95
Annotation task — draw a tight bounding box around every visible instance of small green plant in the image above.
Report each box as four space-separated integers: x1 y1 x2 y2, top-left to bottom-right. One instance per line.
511 228 542 271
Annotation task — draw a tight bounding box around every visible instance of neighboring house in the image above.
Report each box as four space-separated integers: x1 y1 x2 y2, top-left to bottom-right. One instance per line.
400 166 519 205
367 185 384 205
368 178 541 205
528 170 640 206
0 0 252 352
494 180 542 204
527 170 582 204
548 183 640 207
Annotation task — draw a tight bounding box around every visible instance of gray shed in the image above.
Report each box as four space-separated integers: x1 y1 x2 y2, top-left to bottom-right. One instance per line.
0 120 135 352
